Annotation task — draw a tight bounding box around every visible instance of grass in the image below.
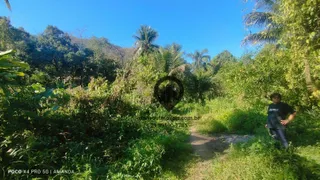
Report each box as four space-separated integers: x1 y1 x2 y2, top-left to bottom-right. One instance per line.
184 97 320 180
209 136 320 180
125 97 320 180
297 145 320 163
187 97 266 135
53 97 317 180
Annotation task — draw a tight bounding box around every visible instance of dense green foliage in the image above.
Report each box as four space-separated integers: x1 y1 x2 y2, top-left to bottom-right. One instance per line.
0 18 205 179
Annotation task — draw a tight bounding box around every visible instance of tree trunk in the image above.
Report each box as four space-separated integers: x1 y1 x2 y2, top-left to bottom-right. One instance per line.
303 54 317 93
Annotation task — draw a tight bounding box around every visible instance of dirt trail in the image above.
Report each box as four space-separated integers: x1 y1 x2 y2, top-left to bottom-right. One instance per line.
187 125 254 180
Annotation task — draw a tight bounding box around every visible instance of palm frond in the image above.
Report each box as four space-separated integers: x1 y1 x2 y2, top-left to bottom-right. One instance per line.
4 0 11 11
187 53 194 59
171 43 182 52
147 31 158 42
157 47 186 74
242 28 281 46
0 49 29 83
201 49 209 54
151 44 159 49
201 55 211 62
168 64 188 76
254 0 276 10
173 52 184 62
244 12 274 27
0 49 12 56
132 35 141 41
242 0 281 47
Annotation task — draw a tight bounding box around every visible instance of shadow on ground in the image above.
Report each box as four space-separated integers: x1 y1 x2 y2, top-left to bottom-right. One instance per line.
189 126 254 160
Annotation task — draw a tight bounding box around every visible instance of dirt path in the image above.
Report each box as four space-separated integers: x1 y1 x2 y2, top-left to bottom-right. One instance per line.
186 125 254 180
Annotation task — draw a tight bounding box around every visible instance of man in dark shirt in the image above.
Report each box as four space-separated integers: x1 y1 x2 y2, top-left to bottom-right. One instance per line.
266 93 297 148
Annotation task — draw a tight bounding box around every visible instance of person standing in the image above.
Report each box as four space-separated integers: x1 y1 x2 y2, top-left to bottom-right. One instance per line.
266 93 297 148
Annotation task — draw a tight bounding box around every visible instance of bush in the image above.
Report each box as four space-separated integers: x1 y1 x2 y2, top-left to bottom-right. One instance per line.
197 115 227 134
195 98 266 135
224 109 265 134
0 80 146 179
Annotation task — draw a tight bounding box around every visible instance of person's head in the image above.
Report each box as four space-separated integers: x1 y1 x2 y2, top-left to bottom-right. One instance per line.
270 93 281 104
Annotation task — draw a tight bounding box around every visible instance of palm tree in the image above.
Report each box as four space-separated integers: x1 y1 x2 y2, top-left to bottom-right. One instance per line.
133 25 159 57
156 43 188 76
242 0 281 45
187 49 211 71
164 43 182 55
3 0 11 11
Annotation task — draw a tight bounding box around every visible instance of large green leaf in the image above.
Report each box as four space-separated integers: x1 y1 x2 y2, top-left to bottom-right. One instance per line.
0 50 30 86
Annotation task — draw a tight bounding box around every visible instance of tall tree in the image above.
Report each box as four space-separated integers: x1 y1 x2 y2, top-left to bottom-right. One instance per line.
133 25 159 57
275 0 320 95
184 68 213 105
211 50 237 74
35 25 95 86
185 49 216 104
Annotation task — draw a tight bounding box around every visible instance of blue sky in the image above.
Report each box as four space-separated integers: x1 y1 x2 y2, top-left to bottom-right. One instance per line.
0 0 257 59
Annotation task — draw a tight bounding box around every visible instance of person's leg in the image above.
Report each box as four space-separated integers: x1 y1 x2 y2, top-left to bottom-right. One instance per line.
274 128 289 148
269 129 279 140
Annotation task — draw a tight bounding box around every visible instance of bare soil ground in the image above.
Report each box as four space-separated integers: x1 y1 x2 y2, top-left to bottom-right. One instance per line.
186 125 254 180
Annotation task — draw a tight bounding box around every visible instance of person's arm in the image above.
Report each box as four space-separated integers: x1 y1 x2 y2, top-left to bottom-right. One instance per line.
281 104 296 125
281 112 296 125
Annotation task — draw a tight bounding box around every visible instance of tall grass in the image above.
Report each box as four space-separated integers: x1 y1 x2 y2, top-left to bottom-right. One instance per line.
191 97 266 135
